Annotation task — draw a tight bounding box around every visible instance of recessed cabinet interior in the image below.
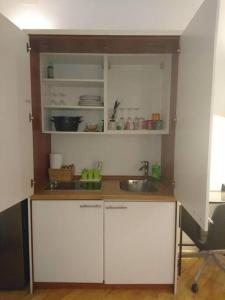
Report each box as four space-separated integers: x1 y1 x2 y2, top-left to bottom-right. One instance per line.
40 53 172 135
41 54 105 134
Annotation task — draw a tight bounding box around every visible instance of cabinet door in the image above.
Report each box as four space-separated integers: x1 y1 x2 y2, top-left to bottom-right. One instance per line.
32 200 103 283
0 14 33 213
104 201 175 284
175 0 219 230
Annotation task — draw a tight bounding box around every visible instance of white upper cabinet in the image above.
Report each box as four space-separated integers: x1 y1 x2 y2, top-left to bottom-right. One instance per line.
40 53 105 134
175 0 220 230
0 14 33 213
40 53 172 135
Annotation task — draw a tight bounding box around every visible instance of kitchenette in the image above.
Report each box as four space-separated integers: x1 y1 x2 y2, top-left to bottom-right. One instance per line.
1 0 225 295
28 35 178 291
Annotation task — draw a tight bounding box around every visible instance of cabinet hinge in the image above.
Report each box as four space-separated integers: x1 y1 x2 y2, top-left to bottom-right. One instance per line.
29 113 34 122
177 48 181 54
31 179 35 188
26 42 31 53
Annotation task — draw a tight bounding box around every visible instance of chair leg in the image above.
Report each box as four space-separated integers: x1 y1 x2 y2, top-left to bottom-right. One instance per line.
212 253 225 272
191 254 210 293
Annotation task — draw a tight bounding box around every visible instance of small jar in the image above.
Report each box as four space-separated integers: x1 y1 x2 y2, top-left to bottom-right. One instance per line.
47 64 54 79
142 120 148 129
155 120 163 130
147 120 154 130
152 113 160 121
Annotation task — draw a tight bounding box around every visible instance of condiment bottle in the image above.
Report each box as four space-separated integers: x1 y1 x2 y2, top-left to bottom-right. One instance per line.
47 64 54 79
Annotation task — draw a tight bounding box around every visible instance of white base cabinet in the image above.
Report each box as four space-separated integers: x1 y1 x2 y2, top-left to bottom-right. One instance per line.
32 200 103 283
104 201 176 284
32 200 176 285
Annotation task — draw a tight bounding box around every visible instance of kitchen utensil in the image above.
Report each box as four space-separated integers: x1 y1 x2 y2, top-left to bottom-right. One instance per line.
50 116 83 131
111 100 120 120
78 100 103 106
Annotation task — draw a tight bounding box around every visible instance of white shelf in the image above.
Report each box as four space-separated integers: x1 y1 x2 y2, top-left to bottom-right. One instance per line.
43 130 168 135
44 131 105 135
44 105 104 110
42 78 104 87
106 130 168 135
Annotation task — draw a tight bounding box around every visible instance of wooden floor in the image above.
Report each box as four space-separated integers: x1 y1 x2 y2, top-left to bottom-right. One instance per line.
1 258 225 300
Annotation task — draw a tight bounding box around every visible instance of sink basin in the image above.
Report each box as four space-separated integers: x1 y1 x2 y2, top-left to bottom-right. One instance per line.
120 179 158 193
45 181 102 191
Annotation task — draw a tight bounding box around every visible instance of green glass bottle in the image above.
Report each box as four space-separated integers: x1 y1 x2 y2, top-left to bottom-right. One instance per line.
151 162 161 180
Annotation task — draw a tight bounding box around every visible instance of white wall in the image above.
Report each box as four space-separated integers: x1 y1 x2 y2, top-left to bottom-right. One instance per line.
51 135 161 175
0 0 204 32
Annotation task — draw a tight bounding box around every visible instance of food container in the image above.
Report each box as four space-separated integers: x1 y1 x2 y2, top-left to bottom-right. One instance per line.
50 116 82 131
48 165 75 182
154 120 163 130
85 123 98 132
152 113 161 121
143 120 154 130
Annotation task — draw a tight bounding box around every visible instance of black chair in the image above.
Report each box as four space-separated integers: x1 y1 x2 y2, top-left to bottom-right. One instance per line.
181 204 225 293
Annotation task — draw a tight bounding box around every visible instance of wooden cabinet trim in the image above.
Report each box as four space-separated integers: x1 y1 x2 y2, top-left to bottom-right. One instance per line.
29 35 180 54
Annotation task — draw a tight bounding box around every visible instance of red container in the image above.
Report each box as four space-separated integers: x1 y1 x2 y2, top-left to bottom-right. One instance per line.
144 120 154 130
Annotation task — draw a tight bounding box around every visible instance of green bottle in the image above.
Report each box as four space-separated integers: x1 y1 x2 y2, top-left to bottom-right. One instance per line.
151 162 161 180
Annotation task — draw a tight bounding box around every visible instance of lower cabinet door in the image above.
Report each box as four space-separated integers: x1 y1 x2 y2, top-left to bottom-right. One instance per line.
32 200 103 283
104 201 176 284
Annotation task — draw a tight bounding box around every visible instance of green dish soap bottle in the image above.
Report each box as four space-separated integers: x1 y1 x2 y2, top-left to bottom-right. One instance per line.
151 162 161 180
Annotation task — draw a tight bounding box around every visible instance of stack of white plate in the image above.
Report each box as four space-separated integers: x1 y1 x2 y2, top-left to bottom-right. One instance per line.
78 95 103 106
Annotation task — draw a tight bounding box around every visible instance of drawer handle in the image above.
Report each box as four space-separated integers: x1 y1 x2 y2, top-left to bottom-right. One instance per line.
105 206 128 209
80 204 102 208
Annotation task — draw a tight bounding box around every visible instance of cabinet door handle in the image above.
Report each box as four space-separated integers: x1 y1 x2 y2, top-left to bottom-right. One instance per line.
80 204 102 208
105 206 128 209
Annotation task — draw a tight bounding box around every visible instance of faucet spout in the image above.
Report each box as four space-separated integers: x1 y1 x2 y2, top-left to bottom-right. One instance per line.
139 161 149 179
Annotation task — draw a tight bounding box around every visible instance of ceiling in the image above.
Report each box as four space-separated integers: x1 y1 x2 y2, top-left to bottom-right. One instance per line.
0 0 205 34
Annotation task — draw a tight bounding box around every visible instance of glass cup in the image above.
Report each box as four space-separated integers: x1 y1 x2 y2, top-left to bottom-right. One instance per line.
125 108 134 130
116 108 125 130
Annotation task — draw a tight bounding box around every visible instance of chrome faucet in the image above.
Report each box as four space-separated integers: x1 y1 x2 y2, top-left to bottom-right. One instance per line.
139 161 149 179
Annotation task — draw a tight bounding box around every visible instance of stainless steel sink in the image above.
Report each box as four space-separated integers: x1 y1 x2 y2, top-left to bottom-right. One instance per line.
120 179 158 193
45 181 102 191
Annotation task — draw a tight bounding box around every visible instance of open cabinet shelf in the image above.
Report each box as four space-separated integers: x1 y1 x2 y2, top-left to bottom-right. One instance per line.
43 129 168 135
42 78 104 87
40 53 172 134
44 105 104 110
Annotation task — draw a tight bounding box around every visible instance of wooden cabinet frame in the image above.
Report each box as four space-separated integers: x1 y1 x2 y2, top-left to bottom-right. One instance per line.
29 35 179 191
